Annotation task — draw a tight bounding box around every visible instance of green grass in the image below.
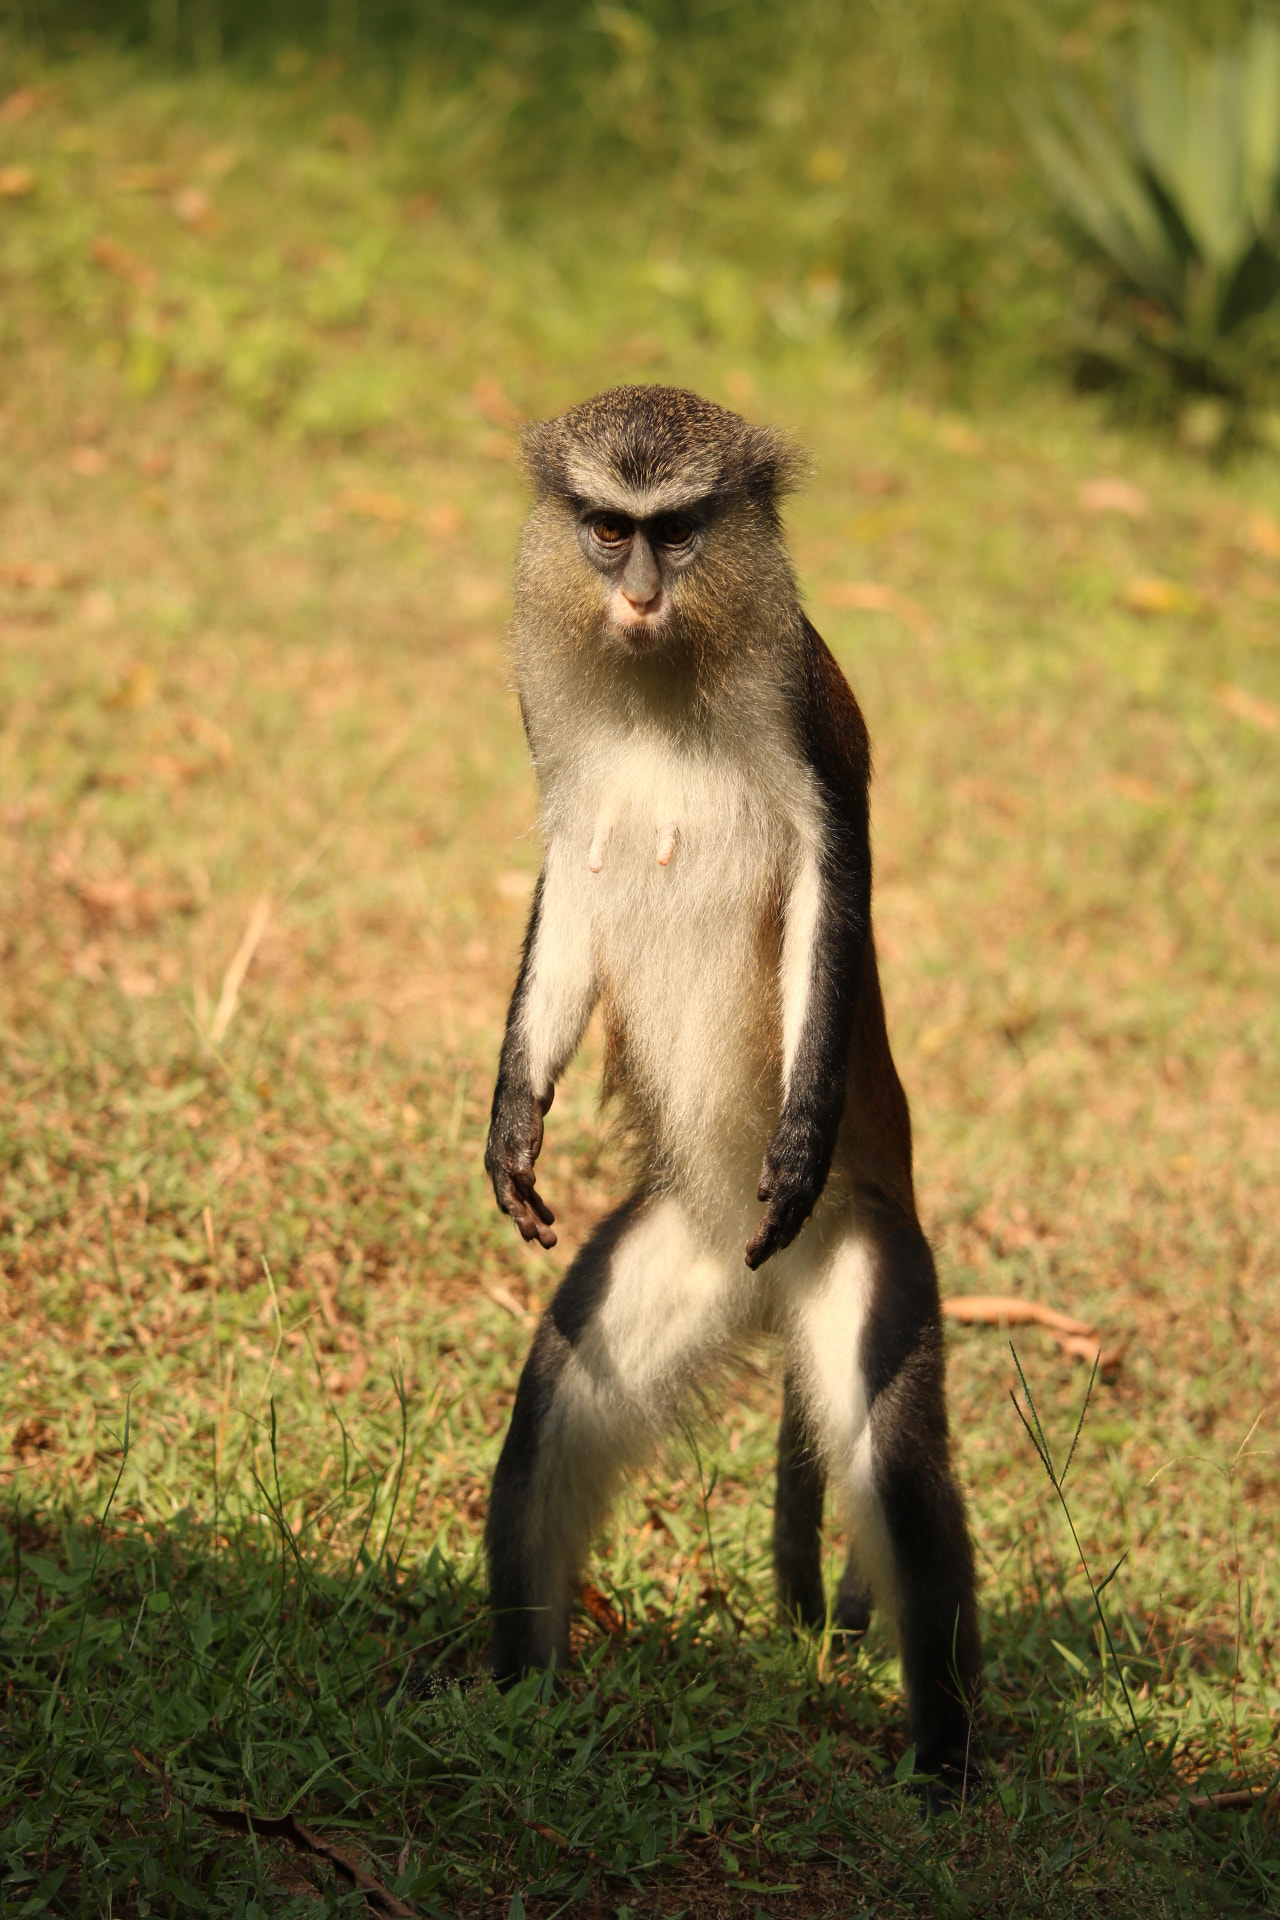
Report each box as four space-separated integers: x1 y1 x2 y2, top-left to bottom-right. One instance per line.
1 26 1279 1920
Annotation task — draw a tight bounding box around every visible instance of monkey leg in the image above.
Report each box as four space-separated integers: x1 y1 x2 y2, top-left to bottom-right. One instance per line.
772 1366 826 1627
486 1192 742 1684
790 1213 981 1787
773 1369 871 1634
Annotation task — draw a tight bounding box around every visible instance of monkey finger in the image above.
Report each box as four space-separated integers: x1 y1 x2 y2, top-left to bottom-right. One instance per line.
744 1214 779 1270
511 1199 558 1248
746 1187 813 1267
524 1184 555 1227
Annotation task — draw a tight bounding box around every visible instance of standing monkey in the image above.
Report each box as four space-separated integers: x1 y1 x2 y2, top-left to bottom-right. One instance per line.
483 386 981 1787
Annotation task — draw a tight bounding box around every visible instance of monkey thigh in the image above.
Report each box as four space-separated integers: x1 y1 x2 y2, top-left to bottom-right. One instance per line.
486 1192 743 1682
787 1214 982 1777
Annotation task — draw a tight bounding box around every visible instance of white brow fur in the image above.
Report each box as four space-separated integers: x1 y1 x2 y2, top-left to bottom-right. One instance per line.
564 454 720 521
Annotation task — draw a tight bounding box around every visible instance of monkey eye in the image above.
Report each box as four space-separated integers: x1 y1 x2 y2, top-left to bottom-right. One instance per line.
589 514 633 549
652 515 698 551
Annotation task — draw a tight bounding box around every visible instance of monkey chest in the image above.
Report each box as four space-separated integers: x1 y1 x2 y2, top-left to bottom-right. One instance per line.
568 750 799 1015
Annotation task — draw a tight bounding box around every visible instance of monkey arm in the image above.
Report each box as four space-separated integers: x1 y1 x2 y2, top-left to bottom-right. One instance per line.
746 625 872 1270
485 854 600 1250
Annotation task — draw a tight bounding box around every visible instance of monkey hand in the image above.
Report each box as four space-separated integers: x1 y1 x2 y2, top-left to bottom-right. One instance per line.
745 1118 828 1269
485 1085 557 1250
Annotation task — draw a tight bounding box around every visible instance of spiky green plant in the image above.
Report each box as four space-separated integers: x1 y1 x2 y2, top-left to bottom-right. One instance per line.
1024 13 1280 437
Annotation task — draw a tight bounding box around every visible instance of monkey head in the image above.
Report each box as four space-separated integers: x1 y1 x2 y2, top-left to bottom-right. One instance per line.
517 385 806 661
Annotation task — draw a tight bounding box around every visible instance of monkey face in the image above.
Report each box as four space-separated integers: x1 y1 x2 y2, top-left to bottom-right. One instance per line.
576 506 709 647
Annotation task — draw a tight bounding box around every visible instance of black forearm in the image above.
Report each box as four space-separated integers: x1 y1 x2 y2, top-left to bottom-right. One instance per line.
781 806 869 1168
746 789 869 1270
485 872 558 1250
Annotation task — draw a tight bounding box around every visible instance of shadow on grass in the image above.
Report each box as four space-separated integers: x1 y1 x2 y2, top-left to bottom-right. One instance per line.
3 1455 1278 1920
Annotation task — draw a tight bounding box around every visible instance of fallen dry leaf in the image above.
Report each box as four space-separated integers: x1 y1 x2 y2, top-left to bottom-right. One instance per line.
821 578 933 637
0 165 35 198
324 113 371 154
69 445 109 478
90 234 156 289
117 969 158 999
1120 574 1192 615
12 1416 56 1457
579 1580 625 1636
79 588 117 628
171 185 212 228
937 417 983 455
68 943 106 983
1107 773 1164 805
335 487 408 523
1078 476 1149 519
1215 683 1280 734
116 164 170 193
425 503 461 538
176 710 234 764
1245 510 1280 561
200 145 240 181
103 662 158 709
0 559 63 589
70 877 174 929
0 89 42 121
855 466 906 499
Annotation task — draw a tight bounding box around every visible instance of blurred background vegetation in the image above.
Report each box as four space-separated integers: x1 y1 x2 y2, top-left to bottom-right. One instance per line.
6 0 1280 427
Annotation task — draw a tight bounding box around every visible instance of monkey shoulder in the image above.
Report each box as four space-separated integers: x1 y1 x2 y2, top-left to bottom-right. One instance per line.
790 618 871 831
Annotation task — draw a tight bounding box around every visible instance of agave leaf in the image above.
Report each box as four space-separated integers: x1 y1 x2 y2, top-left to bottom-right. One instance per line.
1127 17 1189 210
1021 82 1182 302
1242 17 1280 234
1183 48 1249 271
1129 19 1250 274
1023 15 1280 403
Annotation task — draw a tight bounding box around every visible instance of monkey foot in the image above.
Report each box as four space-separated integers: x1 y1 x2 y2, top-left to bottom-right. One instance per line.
912 1740 984 1816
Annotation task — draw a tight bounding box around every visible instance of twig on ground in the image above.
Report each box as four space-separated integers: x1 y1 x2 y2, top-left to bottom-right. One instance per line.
482 1280 535 1325
1114 1785 1275 1817
203 1807 418 1917
943 1295 1124 1369
208 893 271 1043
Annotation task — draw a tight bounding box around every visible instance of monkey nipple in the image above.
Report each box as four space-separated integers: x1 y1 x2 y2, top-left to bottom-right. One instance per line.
587 820 611 873
656 820 678 866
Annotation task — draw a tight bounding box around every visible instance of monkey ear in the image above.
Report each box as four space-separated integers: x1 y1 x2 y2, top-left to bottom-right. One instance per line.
518 420 565 498
741 425 811 508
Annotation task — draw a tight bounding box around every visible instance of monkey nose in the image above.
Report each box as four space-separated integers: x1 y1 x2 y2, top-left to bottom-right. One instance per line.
624 586 662 613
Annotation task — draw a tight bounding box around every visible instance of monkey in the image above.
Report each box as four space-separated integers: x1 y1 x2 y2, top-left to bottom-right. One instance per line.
481 385 981 1790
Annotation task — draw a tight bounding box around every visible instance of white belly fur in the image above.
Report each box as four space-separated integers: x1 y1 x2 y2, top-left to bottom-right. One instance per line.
542 724 821 1219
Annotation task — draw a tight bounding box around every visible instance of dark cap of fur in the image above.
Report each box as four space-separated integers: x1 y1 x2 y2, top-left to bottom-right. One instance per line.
521 385 807 513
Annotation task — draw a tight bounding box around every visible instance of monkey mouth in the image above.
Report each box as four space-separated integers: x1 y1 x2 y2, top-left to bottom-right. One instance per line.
606 601 672 650
609 618 668 652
